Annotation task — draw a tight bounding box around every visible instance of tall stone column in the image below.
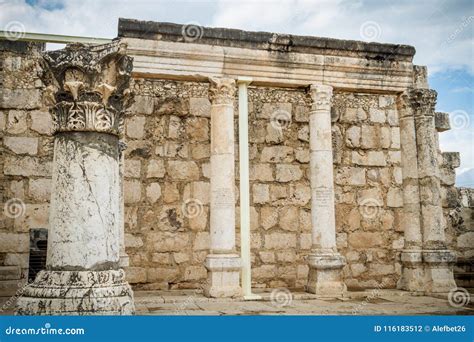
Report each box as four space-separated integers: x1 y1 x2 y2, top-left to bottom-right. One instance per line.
410 89 456 293
16 43 135 315
204 77 241 298
306 84 346 297
397 91 424 291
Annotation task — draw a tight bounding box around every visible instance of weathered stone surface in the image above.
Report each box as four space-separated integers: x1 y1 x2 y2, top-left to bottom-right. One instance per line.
275 164 302 182
167 161 199 180
4 156 51 176
126 116 146 139
4 136 38 155
30 110 53 135
146 159 166 178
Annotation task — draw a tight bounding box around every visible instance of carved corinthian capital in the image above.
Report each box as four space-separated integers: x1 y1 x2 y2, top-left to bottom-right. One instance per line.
309 84 333 112
208 77 236 105
407 88 437 118
40 41 134 136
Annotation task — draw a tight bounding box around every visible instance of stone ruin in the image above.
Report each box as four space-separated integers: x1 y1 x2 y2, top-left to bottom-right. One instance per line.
0 18 472 315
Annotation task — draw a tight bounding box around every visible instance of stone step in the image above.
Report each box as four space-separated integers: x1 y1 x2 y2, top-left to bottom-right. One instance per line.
0 266 21 281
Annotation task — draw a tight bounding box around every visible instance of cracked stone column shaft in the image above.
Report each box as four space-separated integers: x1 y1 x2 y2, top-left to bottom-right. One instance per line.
16 42 135 315
306 84 346 297
204 77 241 298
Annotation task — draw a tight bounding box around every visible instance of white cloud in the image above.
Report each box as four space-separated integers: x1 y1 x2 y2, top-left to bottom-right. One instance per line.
0 0 472 73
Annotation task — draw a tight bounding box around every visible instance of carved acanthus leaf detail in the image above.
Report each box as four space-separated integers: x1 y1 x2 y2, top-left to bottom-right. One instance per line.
208 77 236 105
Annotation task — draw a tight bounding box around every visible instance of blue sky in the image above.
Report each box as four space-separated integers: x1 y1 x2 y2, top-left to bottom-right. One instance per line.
1 0 473 185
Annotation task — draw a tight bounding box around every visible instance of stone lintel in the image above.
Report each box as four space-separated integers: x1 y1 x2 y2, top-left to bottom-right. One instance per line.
118 18 415 61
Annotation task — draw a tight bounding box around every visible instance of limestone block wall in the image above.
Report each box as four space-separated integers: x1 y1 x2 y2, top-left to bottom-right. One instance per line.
0 42 52 283
1 40 472 292
121 78 404 290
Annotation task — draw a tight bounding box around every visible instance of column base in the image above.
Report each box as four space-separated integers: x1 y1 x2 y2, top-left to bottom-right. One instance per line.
423 250 457 294
306 253 346 297
204 254 241 298
16 269 135 315
398 249 457 294
398 250 425 292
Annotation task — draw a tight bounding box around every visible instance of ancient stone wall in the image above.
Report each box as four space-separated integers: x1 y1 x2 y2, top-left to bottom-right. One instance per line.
0 41 52 292
1 40 471 292
120 78 404 290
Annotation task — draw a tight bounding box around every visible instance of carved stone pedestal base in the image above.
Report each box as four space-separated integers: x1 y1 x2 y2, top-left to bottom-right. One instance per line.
204 254 241 298
398 250 456 294
306 253 346 297
398 251 425 292
423 250 457 294
16 270 134 315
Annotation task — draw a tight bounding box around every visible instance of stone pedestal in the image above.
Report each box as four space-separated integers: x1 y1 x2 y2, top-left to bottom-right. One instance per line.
397 88 456 294
16 43 135 315
306 84 346 297
204 77 241 298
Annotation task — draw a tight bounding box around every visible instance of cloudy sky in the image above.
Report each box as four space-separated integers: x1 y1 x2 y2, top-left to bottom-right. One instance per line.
1 0 473 185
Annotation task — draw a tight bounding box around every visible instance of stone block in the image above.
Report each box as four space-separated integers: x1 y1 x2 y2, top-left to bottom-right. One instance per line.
146 159 165 178
124 180 142 204
435 112 450 132
146 183 162 203
348 232 383 248
129 95 155 115
249 163 273 181
264 233 296 249
0 233 28 253
184 266 207 281
259 102 292 120
387 187 403 207
345 126 361 148
189 97 211 117
125 267 147 283
369 108 386 123
6 110 27 134
386 109 399 126
335 167 366 186
4 156 51 176
126 116 146 139
28 178 51 201
352 151 386 166
252 183 270 204
341 107 367 123
260 146 294 163
1 89 41 109
275 164 302 182
279 206 298 231
30 110 53 135
167 161 200 180
124 159 141 178
186 117 209 141
124 234 143 248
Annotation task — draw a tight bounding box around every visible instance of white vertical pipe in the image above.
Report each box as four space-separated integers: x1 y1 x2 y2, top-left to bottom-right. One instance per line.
237 77 261 300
